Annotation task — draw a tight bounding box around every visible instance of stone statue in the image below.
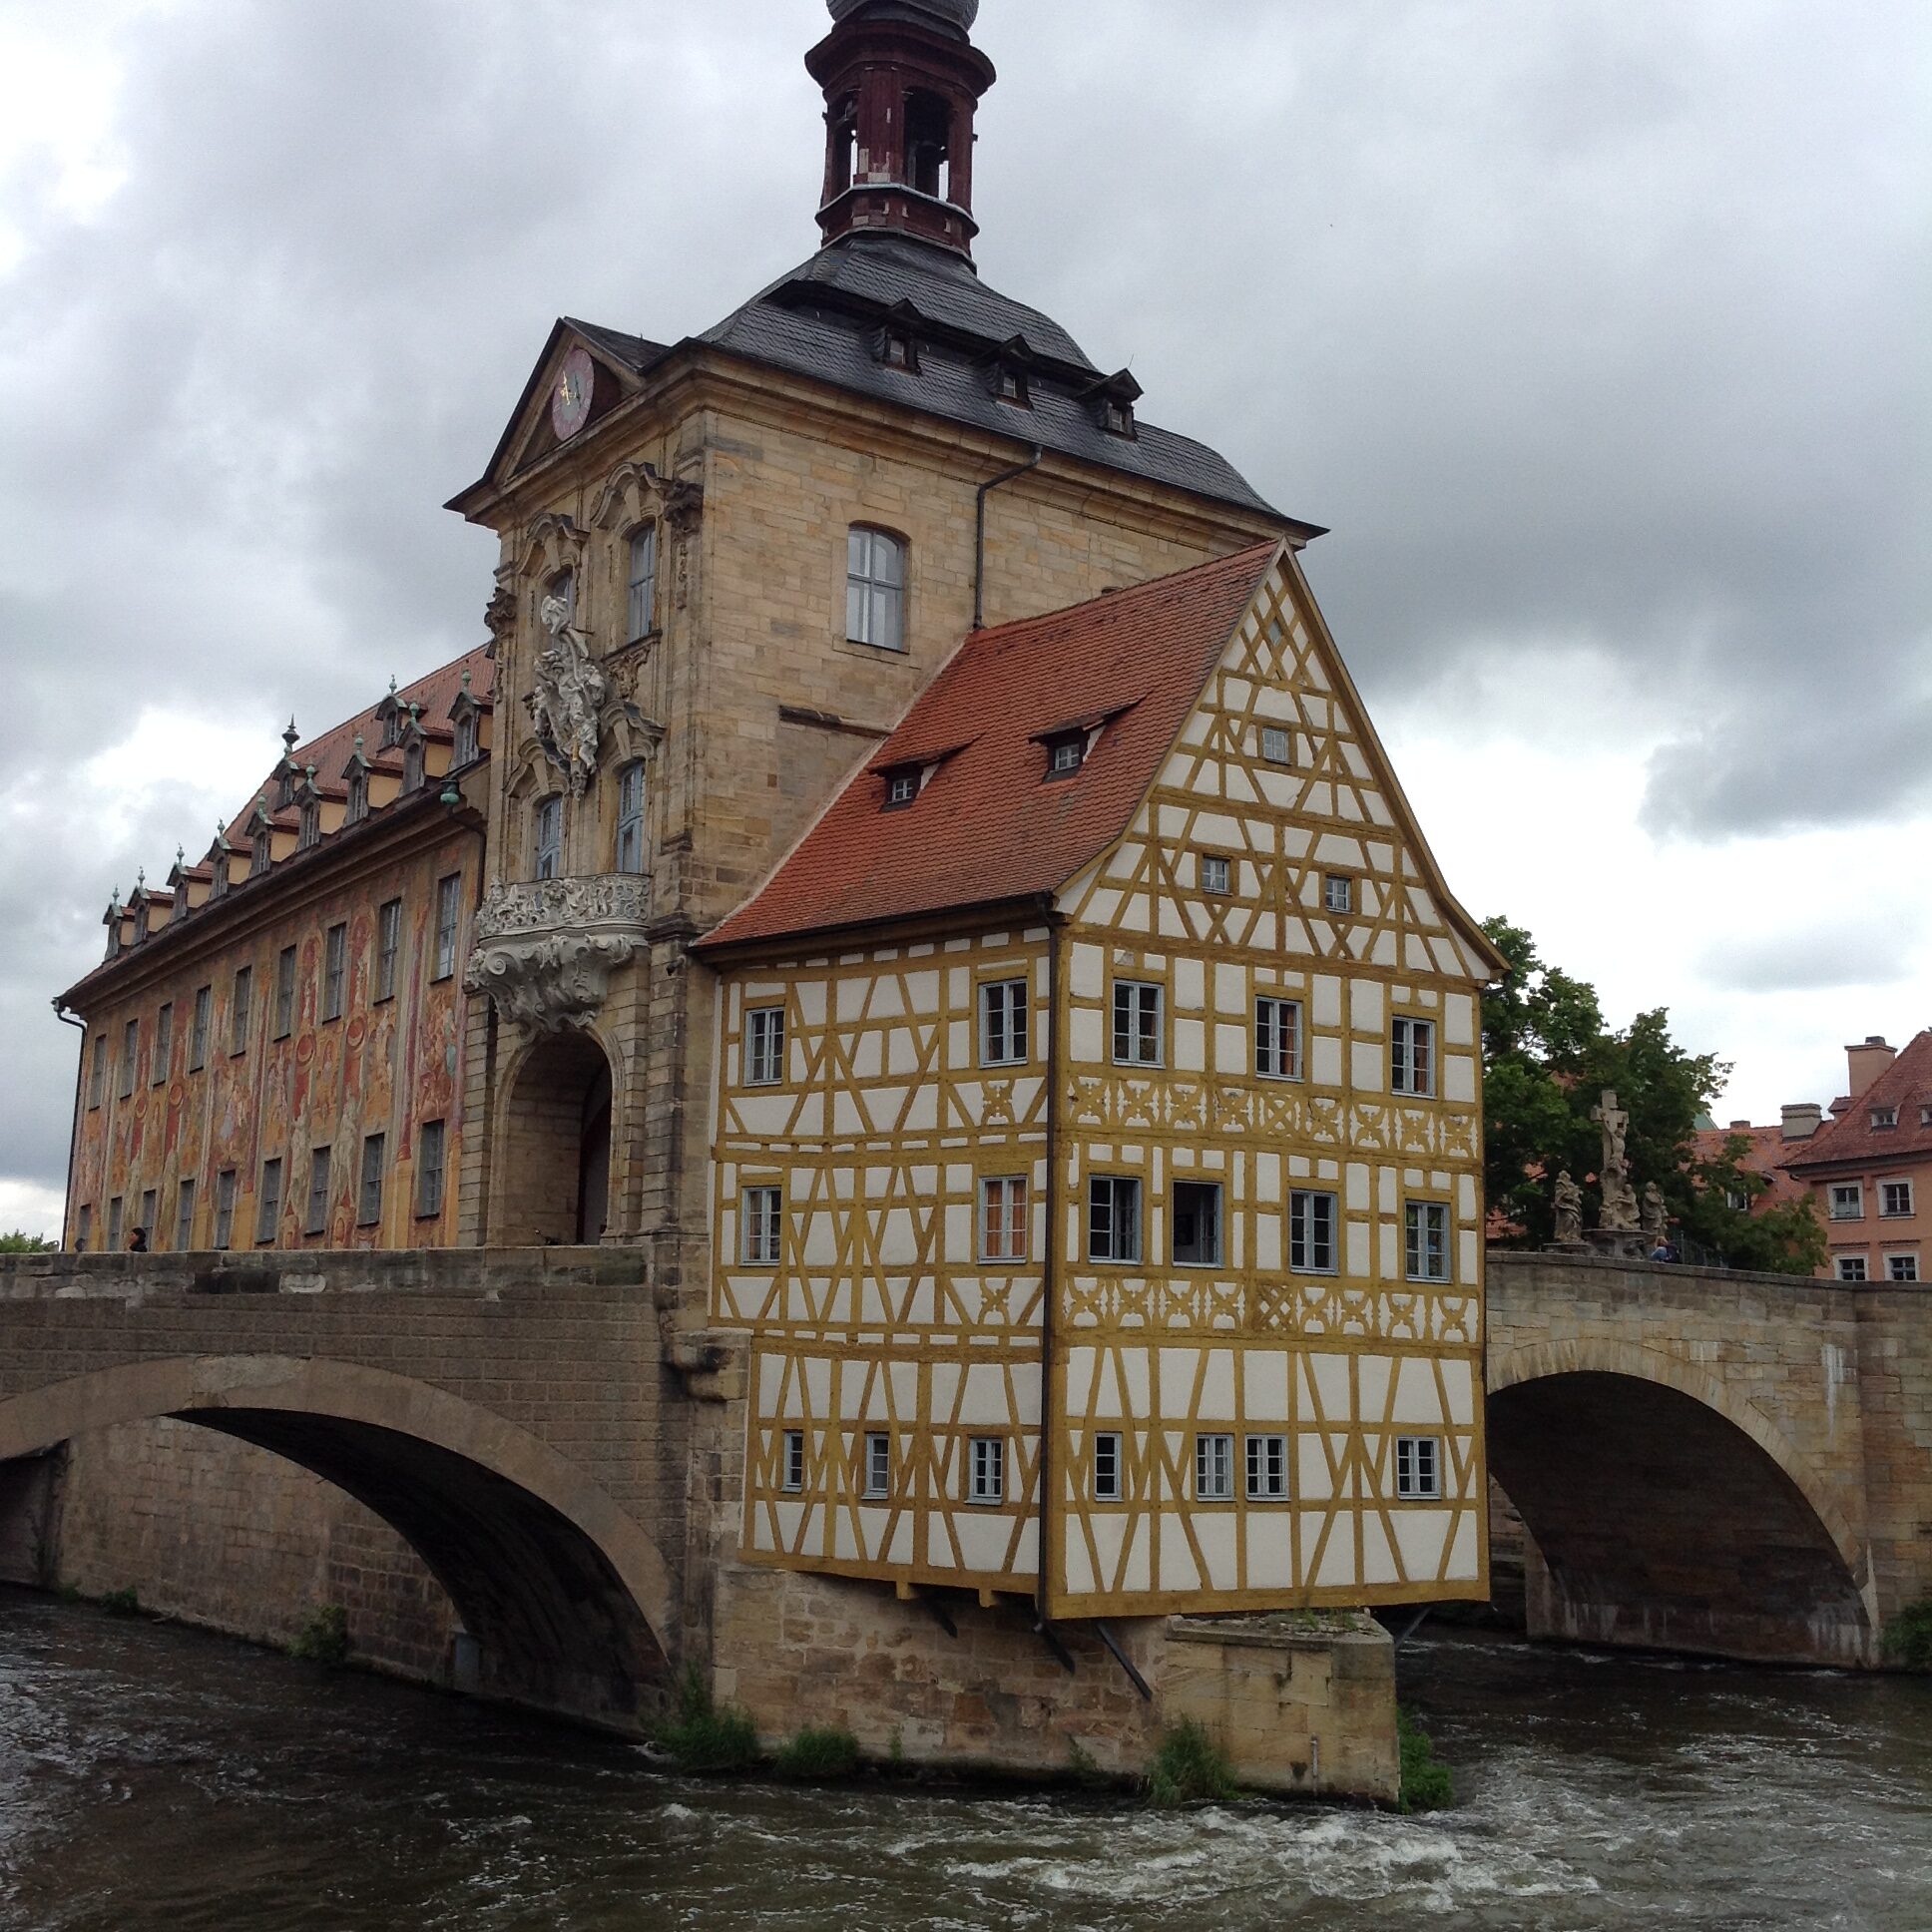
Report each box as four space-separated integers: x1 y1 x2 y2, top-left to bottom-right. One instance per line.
1592 1089 1641 1232
1642 1182 1670 1248
529 593 609 797
1552 1171 1584 1246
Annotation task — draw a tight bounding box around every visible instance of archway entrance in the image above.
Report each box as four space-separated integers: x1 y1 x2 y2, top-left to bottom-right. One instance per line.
1487 1371 1871 1667
497 1033 616 1246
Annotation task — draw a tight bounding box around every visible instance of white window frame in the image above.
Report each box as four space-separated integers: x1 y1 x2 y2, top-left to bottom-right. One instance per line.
322 922 347 1021
1836 1254 1869 1282
1829 1184 1864 1222
534 797 563 881
1201 854 1231 896
376 899 402 1002
190 986 212 1071
863 1432 891 1500
1391 1016 1436 1098
1093 1432 1124 1503
433 875 462 982
781 1430 806 1494
745 1007 786 1088
1195 1433 1235 1503
152 1003 173 1085
415 1120 447 1219
1290 1189 1337 1274
1046 735 1085 778
1172 1181 1223 1268
1111 980 1165 1068
1088 1175 1143 1264
1324 874 1353 915
230 966 252 1056
1395 1435 1443 1500
883 768 919 809
305 1147 331 1236
968 1436 1005 1506
616 762 647 875
979 1176 1029 1263
742 1186 783 1266
273 945 297 1040
1887 1253 1920 1282
627 523 658 641
119 1018 138 1099
1255 996 1301 1081
980 978 1029 1068
846 527 907 652
1260 724 1292 765
358 1134 386 1228
1246 1434 1288 1502
1880 1181 1914 1219
1405 1200 1451 1282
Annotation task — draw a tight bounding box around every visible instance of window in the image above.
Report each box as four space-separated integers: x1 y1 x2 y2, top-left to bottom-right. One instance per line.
75 1205 91 1253
1172 1182 1222 1267
979 1176 1028 1263
1882 1182 1915 1219
1836 1254 1868 1283
346 769 368 824
968 1436 1005 1506
534 797 563 881
1923 1107 1932 1130
1247 1435 1288 1502
1324 875 1354 915
846 527 906 652
108 1197 124 1251
781 1430 805 1494
189 986 212 1071
1045 734 1085 780
1392 1017 1436 1098
1195 1433 1235 1503
1093 1432 1123 1502
174 1180 196 1252
546 568 577 624
1395 1436 1443 1500
88 1036 106 1110
1290 1190 1337 1274
255 1158 283 1245
305 1148 332 1236
627 524 658 640
616 763 647 874
1201 854 1231 896
1112 981 1164 1068
994 361 1030 405
153 1004 173 1084
1088 1176 1143 1264
358 1135 386 1227
1888 1254 1920 1282
882 768 919 811
1098 394 1134 436
138 1189 157 1247
1829 1185 1864 1222
119 1019 138 1099
376 899 402 1001
980 978 1028 1067
1872 1106 1899 1130
453 710 478 765
273 946 297 1039
1260 725 1293 765
1406 1201 1450 1281
251 829 272 879
433 875 462 981
298 798 320 849
415 1120 447 1219
882 327 917 371
323 923 348 1021
213 1171 238 1250
742 1186 783 1265
863 1433 891 1500
745 1007 786 1087
1255 997 1301 1081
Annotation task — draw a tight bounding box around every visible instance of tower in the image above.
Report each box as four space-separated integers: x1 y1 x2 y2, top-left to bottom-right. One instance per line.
808 0 996 258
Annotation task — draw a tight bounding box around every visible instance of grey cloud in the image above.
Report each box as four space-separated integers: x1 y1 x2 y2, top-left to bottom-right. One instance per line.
1697 922 1923 996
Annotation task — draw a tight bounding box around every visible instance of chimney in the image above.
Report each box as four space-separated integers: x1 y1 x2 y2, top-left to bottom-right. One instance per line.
1728 1119 1752 1131
1846 1036 1896 1100
1780 1103 1824 1142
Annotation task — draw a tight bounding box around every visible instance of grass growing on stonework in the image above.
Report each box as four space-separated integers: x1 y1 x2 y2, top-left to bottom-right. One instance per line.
1398 1707 1454 1813
289 1606 351 1667
99 1587 140 1618
1144 1719 1238 1807
655 1666 760 1773
1882 1601 1932 1672
773 1725 861 1779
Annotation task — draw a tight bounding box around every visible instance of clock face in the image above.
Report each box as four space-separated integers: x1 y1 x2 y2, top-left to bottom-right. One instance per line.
551 347 596 440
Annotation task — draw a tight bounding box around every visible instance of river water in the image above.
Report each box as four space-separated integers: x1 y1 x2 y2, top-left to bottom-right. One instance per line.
1 1590 1928 1932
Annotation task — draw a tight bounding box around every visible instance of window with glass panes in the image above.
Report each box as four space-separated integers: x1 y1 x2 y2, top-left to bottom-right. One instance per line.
742 1187 782 1264
119 1019 137 1098
305 1148 331 1234
534 797 563 880
1255 996 1300 1080
1391 1016 1435 1096
138 1189 157 1245
1395 1436 1442 1499
323 923 348 1021
189 986 211 1069
1093 1432 1123 1501
256 1158 283 1243
863 1433 891 1499
273 946 297 1038
88 1036 106 1109
434 875 461 981
358 1134 385 1226
616 763 647 874
376 899 402 1001
980 978 1028 1067
979 1177 1028 1262
1882 1182 1915 1218
175 1180 196 1252
1289 1190 1337 1273
1405 1201 1450 1280
745 1007 785 1087
781 1430 805 1492
153 1003 173 1083
1195 1433 1235 1501
1323 875 1353 914
1088 1176 1142 1263
1889 1254 1920 1282
214 1171 238 1249
1172 1182 1222 1266
1836 1255 1868 1282
1112 981 1164 1066
968 1437 1004 1505
1246 1435 1288 1501
627 524 658 640
846 527 907 651
415 1120 447 1217
108 1198 124 1250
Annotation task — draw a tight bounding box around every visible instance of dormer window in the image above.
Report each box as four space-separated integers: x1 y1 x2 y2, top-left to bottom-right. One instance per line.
1088 370 1143 439
453 711 478 765
1922 1105 1932 1129
346 770 368 824
132 895 150 943
996 363 1029 405
1872 1106 1899 1129
173 880 189 922
378 684 402 749
251 830 272 879
1099 395 1134 435
274 764 297 809
1044 733 1086 780
298 799 320 850
882 767 920 811
882 327 918 372
209 843 231 900
403 739 425 792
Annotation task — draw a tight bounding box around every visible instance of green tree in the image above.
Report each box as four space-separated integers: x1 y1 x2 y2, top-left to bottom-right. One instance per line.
1480 917 1824 1275
0 1230 57 1253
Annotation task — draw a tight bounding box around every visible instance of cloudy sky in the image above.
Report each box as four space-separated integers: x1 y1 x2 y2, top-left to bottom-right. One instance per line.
0 0 1924 1237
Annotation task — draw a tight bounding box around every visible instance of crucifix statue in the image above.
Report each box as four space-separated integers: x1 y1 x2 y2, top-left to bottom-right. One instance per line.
1592 1089 1641 1232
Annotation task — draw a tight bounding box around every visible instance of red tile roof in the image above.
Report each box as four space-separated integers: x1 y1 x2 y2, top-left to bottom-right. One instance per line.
1692 1121 1812 1208
1781 1031 1932 1174
700 543 1283 951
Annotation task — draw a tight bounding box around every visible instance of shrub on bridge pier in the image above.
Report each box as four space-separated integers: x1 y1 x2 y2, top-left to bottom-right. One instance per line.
655 1666 760 1772
1882 1603 1932 1672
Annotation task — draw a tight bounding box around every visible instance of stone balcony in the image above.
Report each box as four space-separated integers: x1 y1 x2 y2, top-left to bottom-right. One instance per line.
465 873 653 1037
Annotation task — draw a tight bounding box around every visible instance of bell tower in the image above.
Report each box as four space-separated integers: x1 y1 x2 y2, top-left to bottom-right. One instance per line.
807 0 997 259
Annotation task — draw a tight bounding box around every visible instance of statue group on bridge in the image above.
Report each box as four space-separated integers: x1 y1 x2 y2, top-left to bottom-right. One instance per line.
1549 1091 1677 1262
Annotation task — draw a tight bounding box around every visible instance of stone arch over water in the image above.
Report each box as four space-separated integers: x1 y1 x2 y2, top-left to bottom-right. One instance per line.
0 1355 676 1723
1487 1343 1873 1667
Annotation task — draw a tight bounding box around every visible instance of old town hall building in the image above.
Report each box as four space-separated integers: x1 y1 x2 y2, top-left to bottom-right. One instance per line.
59 0 1502 1641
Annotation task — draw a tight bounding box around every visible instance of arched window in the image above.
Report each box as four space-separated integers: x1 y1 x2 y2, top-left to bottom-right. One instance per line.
827 95 857 197
616 762 647 875
546 568 577 625
403 739 425 792
534 795 564 881
846 527 907 653
627 525 658 642
345 770 368 825
905 91 951 200
298 799 320 850
453 710 478 765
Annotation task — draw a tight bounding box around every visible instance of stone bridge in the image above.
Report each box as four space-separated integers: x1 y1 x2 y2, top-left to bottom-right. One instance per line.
0 1247 717 1727
1486 1252 1931 1668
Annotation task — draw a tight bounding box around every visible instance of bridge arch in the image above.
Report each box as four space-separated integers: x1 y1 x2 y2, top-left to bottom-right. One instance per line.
1488 1340 1873 1667
0 1355 677 1723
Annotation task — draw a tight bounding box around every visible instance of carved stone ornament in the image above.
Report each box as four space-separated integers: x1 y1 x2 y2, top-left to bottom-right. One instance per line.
464 876 652 1038
528 595 609 796
1552 1170 1585 1247
1592 1089 1641 1233
484 584 517 656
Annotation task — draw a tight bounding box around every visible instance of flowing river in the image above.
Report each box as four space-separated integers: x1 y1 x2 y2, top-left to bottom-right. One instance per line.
2 1588 1928 1931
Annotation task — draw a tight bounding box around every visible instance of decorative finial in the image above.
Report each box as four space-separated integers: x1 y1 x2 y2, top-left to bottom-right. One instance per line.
175 844 185 867
387 676 398 697
283 717 299 752
461 668 472 693
353 731 364 752
135 867 146 892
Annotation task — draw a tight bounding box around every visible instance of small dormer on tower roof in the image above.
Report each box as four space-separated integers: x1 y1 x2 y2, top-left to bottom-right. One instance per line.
808 0 997 260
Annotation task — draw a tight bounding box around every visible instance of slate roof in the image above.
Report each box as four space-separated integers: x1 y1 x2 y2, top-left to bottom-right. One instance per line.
1781 1031 1932 1174
698 541 1282 951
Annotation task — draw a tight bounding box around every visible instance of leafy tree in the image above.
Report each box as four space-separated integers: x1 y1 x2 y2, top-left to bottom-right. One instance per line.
0 1230 57 1253
1480 917 1824 1275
